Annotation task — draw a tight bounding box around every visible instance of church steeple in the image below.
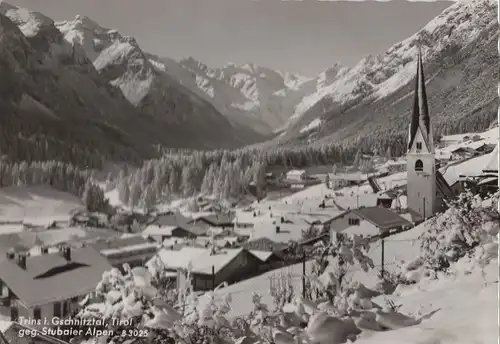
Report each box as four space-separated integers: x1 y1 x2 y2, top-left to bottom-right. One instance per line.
407 45 432 152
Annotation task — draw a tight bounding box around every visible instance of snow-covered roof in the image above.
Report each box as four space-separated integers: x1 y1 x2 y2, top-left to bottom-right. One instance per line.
249 250 274 262
477 177 498 186
287 170 306 175
100 242 158 256
142 225 177 236
483 145 498 172
441 152 494 186
154 247 245 275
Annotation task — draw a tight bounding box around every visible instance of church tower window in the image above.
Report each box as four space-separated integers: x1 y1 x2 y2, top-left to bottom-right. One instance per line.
415 159 423 172
416 142 422 150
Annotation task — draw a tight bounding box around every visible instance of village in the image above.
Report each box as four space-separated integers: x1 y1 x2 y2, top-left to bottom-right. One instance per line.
0 130 497 343
0 53 498 344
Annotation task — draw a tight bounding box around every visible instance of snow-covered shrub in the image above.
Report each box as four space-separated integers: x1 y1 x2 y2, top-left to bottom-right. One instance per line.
420 190 499 274
377 268 416 294
74 262 237 344
269 269 295 313
308 234 375 316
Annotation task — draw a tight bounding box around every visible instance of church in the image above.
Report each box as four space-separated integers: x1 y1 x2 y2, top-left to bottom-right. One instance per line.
405 46 455 220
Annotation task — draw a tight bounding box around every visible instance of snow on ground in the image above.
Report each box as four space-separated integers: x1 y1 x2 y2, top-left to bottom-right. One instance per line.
0 186 85 227
154 247 246 275
233 199 343 242
300 118 322 134
440 150 496 185
436 125 499 157
440 125 498 146
288 0 495 125
355 262 498 344
283 172 407 210
207 261 315 318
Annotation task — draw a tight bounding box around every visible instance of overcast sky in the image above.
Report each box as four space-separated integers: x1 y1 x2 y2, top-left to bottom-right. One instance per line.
8 0 453 76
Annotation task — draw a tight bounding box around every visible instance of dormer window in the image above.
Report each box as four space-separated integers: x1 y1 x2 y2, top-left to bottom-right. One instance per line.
415 159 424 172
416 142 422 150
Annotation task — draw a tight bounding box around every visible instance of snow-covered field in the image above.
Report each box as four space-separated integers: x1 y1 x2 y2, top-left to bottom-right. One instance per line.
354 262 498 344
0 185 85 230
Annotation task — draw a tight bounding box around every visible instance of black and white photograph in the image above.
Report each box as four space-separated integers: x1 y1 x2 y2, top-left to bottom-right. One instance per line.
0 0 498 343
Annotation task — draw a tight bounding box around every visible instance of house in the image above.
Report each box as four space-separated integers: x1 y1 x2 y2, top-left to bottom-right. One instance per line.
152 247 262 291
90 236 158 269
249 250 285 272
232 219 255 229
298 233 330 252
0 246 112 326
286 170 307 182
376 190 396 208
328 207 413 243
328 173 364 189
243 237 289 254
474 143 495 154
188 213 235 229
477 177 498 197
450 147 478 161
142 223 207 242
142 224 177 242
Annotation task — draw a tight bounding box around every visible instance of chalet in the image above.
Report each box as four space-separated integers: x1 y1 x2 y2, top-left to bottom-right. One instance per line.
376 190 397 208
474 143 496 154
152 247 262 291
286 170 307 182
142 224 207 242
450 147 478 161
155 211 192 227
243 237 289 255
188 213 235 229
249 250 285 272
298 232 330 252
90 236 158 269
328 207 413 242
0 247 112 326
328 173 364 189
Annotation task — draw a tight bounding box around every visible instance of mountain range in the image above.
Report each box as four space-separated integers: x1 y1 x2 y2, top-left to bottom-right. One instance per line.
276 0 498 150
0 0 496 164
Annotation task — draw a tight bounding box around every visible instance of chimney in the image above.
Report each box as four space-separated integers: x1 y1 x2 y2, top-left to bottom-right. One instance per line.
5 249 15 260
63 247 71 261
17 253 27 269
275 226 280 233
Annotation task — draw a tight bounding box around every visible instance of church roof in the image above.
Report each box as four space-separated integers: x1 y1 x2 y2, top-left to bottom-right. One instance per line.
407 46 432 152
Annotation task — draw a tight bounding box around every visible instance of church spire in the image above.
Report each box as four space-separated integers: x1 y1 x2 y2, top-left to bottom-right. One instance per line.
407 44 432 152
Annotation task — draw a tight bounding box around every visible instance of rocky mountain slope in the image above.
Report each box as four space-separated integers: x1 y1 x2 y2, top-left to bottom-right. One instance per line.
148 56 318 135
50 8 351 138
54 14 268 148
0 3 264 166
278 0 498 151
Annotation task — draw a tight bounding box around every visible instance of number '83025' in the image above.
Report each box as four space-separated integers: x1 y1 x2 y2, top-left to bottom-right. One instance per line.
120 329 149 337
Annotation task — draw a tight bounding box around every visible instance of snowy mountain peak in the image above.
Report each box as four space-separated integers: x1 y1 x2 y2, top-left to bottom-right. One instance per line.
70 14 108 33
0 2 54 37
284 0 497 137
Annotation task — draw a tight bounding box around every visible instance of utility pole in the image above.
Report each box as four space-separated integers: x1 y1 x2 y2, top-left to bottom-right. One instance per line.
302 253 306 298
423 197 426 220
381 237 385 279
212 265 215 291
